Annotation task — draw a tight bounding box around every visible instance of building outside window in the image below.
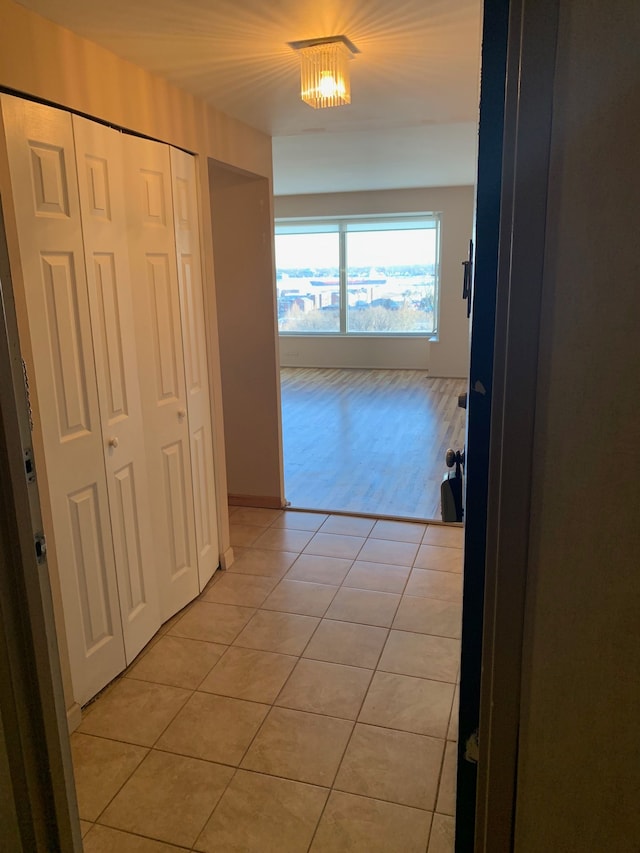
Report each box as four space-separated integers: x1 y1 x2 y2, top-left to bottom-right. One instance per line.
275 215 440 336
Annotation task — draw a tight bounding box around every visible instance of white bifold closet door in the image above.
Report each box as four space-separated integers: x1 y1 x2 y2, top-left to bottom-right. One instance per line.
2 94 219 703
1 96 129 702
170 148 219 590
72 114 160 662
124 135 200 621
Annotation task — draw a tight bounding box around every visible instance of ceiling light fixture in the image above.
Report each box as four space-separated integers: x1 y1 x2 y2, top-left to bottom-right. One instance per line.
288 36 359 110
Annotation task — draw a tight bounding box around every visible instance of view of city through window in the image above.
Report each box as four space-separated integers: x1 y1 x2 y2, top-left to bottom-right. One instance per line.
275 218 439 335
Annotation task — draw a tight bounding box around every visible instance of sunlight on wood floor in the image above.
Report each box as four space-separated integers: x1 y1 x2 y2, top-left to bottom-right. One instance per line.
281 369 467 521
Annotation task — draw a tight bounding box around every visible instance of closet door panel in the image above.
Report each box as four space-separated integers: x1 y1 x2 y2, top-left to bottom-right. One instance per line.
125 135 199 621
68 487 111 640
1 95 125 703
147 254 181 399
170 148 219 589
161 440 192 575
41 252 91 436
73 115 160 662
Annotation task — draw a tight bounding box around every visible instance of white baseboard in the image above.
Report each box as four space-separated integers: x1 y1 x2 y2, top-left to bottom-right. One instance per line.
66 702 82 733
220 546 235 570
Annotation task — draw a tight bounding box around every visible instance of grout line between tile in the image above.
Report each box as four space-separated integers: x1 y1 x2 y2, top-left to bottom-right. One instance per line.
88 741 151 828
87 823 193 851
190 763 240 852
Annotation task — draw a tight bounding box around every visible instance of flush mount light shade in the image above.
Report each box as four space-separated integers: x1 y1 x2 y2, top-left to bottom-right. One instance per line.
291 37 357 109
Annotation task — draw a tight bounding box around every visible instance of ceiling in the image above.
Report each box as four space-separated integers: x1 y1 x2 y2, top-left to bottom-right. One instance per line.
16 0 483 194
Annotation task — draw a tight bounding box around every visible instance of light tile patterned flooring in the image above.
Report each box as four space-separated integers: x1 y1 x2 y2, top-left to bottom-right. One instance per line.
75 507 461 852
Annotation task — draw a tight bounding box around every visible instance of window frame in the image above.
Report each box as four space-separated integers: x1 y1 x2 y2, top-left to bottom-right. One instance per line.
275 213 441 338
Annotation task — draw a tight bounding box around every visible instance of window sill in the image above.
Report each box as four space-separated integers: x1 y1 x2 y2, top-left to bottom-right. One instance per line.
278 333 438 341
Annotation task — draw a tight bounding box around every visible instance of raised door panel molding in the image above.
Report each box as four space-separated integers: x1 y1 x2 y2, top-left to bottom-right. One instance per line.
147 253 180 402
161 441 192 578
84 154 111 220
112 463 147 619
93 252 128 423
192 425 215 564
140 169 167 225
179 255 203 395
68 484 114 653
28 142 70 217
40 252 91 439
174 175 190 229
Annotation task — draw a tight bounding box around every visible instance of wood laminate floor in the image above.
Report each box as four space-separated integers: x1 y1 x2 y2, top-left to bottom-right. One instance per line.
281 368 467 520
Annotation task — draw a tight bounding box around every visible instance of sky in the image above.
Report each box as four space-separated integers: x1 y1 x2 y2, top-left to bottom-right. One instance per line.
275 228 437 270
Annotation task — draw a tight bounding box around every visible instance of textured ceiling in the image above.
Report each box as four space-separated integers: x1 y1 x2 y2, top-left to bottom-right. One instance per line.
16 0 483 193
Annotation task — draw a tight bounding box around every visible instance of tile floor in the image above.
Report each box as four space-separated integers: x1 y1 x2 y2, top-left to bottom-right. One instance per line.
74 507 462 852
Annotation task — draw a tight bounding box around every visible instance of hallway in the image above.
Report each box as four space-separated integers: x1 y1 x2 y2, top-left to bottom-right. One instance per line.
72 507 461 852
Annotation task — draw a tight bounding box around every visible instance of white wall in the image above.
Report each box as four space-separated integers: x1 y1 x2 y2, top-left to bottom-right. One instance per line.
210 163 284 506
274 186 474 377
515 1 640 849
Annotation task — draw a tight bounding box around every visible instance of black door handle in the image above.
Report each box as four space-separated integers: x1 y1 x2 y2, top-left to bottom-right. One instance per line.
462 238 473 318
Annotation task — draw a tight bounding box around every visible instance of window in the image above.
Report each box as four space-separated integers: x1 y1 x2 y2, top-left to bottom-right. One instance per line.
275 215 439 335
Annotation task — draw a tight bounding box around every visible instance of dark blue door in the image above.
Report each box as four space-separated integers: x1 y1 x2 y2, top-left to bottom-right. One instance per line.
456 1 510 849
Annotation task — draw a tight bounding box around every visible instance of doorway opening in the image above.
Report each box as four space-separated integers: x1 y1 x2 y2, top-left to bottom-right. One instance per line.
273 191 475 522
